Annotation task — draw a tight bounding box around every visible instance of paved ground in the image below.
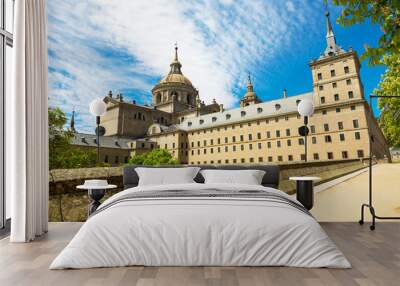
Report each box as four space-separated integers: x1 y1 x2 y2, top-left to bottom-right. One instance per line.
311 163 400 222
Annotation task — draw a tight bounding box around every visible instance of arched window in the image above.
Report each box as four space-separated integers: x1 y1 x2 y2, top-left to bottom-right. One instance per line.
199 119 204 124
275 104 281 110
188 121 192 127
257 107 263 113
187 94 191 104
226 114 231 120
138 112 142 120
241 111 246 117
212 117 217 122
156 93 161 104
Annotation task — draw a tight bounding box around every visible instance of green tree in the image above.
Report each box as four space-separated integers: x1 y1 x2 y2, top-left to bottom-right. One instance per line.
49 107 97 169
128 148 179 165
332 0 400 65
376 54 400 147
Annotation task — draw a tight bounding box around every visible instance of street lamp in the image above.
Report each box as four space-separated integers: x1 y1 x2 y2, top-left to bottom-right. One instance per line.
297 99 314 162
89 98 107 163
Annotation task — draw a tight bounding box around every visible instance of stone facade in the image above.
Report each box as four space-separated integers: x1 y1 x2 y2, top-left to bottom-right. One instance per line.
70 12 390 166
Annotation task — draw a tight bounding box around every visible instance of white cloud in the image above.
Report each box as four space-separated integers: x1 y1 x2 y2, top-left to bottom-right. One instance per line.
48 0 320 133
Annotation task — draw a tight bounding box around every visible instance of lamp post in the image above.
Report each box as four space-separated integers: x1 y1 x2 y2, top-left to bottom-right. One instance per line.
89 98 107 163
297 99 314 162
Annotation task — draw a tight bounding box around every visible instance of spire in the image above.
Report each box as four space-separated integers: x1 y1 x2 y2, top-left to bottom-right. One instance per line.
174 42 178 61
70 108 76 133
169 43 182 74
247 72 254 92
321 5 345 58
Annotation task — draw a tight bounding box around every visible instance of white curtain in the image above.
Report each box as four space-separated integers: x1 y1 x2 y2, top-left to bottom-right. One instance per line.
8 0 49 242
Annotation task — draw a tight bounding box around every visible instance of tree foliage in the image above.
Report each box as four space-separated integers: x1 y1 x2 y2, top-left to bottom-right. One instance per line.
376 54 400 147
128 148 179 165
49 107 97 169
332 0 400 65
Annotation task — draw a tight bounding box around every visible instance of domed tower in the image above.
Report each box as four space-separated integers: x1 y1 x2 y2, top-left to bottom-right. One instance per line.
151 45 199 113
240 73 261 107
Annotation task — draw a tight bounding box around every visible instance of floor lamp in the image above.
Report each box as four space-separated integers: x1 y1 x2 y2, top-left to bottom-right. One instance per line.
89 98 107 163
297 99 314 162
359 94 400 230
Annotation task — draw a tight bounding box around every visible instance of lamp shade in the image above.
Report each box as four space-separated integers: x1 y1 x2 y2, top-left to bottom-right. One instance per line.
297 99 314 117
89 98 107 116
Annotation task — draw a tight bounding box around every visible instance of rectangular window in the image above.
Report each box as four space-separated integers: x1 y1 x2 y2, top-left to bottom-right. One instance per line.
321 97 325 104
310 125 316 133
210 148 214 154
336 108 341 113
327 152 334 160
301 154 306 161
338 122 343 130
249 158 254 163
287 139 291 146
267 142 271 148
266 131 271 138
232 145 236 151
240 135 244 142
248 134 252 140
225 159 229 164
225 146 228 152
325 135 332 143
346 79 351 85
353 119 359 128
288 155 293 161
355 131 361 140
241 158 245 163
240 144 244 151
332 82 337 88
348 91 354 98
286 129 290 136
203 140 207 146
204 149 207 154
340 133 345 141
351 105 356 111
268 156 273 162
232 136 236 143
312 137 317 144
298 138 304 145
330 69 336 77
342 151 348 159
313 153 319 160
344 66 349 74
232 159 236 163
217 147 221 153
319 85 324 91
357 150 364 158
334 94 339 101
224 137 228 143
324 123 329 131
278 156 283 162
317 73 322 80
258 142 262 149
277 140 281 147
249 144 253 150
322 110 327 115
257 132 261 139
276 130 280 137
210 139 214 145
258 157 263 162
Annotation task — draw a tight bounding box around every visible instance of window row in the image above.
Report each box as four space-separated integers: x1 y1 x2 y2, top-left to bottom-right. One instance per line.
189 149 365 165
317 66 350 80
319 91 354 101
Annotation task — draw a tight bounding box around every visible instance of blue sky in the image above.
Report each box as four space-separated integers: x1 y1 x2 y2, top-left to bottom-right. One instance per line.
47 0 385 133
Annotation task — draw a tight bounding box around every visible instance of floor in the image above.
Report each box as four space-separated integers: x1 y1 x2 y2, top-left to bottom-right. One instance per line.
311 163 400 221
1 222 399 286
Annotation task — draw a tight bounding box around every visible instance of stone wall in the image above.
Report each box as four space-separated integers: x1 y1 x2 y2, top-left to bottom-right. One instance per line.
49 159 368 221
